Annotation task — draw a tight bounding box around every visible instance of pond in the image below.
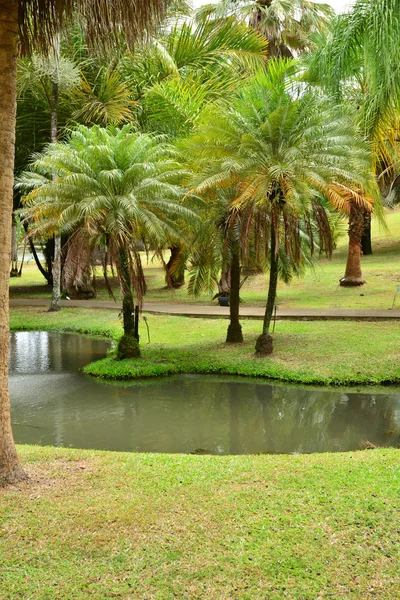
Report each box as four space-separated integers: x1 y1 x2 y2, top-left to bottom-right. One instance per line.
9 331 400 454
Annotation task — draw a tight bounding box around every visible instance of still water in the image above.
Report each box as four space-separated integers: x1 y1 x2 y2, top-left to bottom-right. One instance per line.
9 331 400 454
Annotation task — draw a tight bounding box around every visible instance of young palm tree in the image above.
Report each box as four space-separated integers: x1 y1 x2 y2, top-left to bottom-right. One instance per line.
185 60 377 355
18 124 195 357
0 0 169 486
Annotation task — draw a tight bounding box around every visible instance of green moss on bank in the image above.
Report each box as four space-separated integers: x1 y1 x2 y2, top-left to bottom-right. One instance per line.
1 446 399 600
9 307 400 386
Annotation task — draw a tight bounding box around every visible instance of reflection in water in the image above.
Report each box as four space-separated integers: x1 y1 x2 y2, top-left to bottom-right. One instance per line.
9 332 400 454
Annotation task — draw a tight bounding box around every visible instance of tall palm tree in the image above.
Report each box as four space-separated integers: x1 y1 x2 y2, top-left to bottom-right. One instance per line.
196 0 334 57
185 60 377 355
307 0 399 283
0 0 170 486
18 125 195 356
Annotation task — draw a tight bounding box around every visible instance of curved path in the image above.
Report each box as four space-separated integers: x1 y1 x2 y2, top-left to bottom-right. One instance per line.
9 297 400 321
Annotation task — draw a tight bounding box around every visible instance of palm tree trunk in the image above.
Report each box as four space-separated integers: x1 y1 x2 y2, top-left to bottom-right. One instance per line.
361 208 373 255
49 234 62 311
226 245 243 343
49 52 62 312
340 202 366 287
255 220 278 356
10 212 18 277
116 246 140 359
0 0 27 486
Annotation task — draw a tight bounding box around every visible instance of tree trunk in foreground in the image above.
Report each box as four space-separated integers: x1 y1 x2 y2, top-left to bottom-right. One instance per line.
0 1 27 486
256 221 278 356
116 247 140 359
226 246 243 343
361 208 373 256
340 203 366 287
10 212 18 277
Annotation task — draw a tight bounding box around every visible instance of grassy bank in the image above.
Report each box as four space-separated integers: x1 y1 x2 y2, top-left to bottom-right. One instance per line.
9 307 400 385
10 210 400 310
1 446 399 600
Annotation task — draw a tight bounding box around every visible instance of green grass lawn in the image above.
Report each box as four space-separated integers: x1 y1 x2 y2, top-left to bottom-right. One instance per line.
1 446 399 599
9 307 400 385
10 210 400 310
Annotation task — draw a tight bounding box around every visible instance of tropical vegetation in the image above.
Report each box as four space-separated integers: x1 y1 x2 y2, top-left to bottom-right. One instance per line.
17 125 196 358
185 60 378 354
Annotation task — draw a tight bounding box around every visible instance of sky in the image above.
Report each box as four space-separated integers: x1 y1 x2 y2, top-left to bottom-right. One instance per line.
192 0 352 13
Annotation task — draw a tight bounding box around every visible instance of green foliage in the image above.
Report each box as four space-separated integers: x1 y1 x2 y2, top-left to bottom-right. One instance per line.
17 125 194 248
196 0 334 56
182 59 378 308
307 0 400 142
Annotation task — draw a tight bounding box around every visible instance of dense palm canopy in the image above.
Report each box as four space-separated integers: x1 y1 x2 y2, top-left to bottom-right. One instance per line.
184 60 378 354
196 0 334 57
18 0 169 53
308 0 400 139
18 125 195 334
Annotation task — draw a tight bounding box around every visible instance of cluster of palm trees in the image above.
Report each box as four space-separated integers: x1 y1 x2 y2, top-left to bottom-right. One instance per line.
1 0 399 485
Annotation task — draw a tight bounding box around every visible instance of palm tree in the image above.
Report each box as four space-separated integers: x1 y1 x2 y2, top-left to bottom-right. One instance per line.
0 0 169 486
196 0 334 57
18 125 195 357
132 14 267 286
307 0 399 283
185 60 377 355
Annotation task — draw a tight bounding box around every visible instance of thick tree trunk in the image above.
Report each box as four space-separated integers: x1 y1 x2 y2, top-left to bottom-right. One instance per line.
226 246 243 343
116 247 140 359
10 212 18 277
166 245 185 288
361 208 373 256
256 221 278 356
0 1 27 486
340 203 366 287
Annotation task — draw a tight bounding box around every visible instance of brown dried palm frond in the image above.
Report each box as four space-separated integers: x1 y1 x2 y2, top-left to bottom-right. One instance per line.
62 229 96 298
19 0 170 54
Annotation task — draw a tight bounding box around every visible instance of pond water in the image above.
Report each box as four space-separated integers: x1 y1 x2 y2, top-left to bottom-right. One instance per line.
9 331 400 454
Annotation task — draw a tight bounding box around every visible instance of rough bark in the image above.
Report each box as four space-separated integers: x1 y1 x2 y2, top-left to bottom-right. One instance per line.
10 212 18 277
166 245 185 288
256 220 278 356
49 234 62 311
116 246 140 359
226 246 243 343
361 208 373 256
0 0 27 486
340 203 366 287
